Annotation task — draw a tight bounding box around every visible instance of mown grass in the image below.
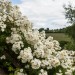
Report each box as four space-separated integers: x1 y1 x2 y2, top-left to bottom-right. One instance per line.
46 33 72 42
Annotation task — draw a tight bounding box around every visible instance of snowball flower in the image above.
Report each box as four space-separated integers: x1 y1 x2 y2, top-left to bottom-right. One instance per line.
14 69 27 75
41 60 49 68
12 41 24 53
33 48 44 58
51 57 60 67
65 69 72 75
0 55 6 60
18 47 33 63
6 33 22 44
31 58 41 69
0 22 6 32
56 73 63 75
25 29 39 45
39 69 48 75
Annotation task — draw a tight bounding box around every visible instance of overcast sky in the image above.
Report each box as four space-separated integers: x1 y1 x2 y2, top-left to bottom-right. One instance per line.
11 0 75 29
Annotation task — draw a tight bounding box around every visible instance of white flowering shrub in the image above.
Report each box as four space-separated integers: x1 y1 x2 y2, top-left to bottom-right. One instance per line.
0 0 75 75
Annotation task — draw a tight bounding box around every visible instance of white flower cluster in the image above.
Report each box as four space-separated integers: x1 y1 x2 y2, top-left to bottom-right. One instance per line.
6 33 22 44
0 22 6 32
0 55 6 60
0 0 75 75
18 47 33 63
56 73 63 75
14 69 27 75
31 58 41 69
56 50 74 69
12 41 24 53
25 29 39 45
39 69 48 75
0 0 13 31
14 16 32 31
56 67 75 75
6 33 24 53
0 0 7 32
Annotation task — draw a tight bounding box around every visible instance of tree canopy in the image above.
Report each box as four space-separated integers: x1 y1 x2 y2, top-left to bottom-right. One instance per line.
64 4 75 41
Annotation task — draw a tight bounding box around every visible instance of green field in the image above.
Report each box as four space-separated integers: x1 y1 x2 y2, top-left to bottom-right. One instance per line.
46 33 72 42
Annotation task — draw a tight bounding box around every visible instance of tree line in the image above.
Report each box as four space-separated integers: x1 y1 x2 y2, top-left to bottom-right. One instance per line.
39 28 67 33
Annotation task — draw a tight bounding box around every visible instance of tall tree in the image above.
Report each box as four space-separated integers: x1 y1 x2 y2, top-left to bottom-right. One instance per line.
64 4 75 41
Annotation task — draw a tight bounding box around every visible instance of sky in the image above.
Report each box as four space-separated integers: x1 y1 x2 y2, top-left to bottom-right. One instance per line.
11 0 75 29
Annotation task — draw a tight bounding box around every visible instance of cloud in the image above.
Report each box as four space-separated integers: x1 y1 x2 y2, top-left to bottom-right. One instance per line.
17 0 75 29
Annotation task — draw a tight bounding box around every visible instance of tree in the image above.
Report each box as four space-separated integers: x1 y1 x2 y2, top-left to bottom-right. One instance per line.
64 4 75 50
64 4 75 24
45 28 49 33
39 28 44 32
64 4 75 41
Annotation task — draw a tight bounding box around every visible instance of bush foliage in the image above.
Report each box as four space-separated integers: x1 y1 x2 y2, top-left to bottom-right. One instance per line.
0 0 75 75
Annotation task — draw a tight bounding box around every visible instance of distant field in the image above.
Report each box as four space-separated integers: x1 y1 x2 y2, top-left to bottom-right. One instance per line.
46 33 72 42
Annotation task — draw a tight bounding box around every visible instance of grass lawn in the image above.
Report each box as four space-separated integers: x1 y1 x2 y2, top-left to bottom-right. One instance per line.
46 33 72 42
